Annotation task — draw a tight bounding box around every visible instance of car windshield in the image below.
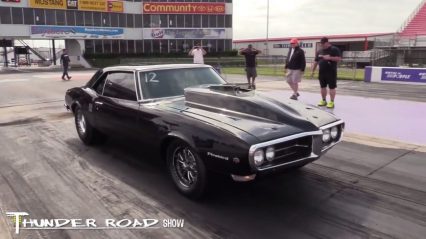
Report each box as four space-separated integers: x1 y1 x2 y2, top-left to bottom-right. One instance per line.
138 67 226 99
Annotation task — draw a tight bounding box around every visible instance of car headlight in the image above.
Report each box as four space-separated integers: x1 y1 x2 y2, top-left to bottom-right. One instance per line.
322 129 331 143
330 126 339 139
254 149 265 166
265 146 275 161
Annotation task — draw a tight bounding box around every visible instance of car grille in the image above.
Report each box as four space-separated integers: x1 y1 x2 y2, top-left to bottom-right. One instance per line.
261 136 312 168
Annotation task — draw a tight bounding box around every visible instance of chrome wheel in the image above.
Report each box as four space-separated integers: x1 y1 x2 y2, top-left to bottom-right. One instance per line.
173 147 199 188
76 110 87 135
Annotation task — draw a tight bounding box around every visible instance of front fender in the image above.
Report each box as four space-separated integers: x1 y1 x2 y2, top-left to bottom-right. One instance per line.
165 122 253 175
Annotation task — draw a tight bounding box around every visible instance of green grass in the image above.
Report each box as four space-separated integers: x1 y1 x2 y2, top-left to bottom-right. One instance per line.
222 66 365 81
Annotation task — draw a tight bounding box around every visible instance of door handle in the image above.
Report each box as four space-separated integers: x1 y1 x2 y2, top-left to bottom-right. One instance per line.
94 101 104 105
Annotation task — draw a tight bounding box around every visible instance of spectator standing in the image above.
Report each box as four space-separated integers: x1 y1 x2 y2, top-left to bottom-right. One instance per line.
189 43 207 64
311 37 341 108
239 44 261 89
284 38 306 100
60 49 72 81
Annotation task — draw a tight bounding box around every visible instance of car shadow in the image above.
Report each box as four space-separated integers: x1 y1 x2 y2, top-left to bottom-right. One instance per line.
65 137 373 239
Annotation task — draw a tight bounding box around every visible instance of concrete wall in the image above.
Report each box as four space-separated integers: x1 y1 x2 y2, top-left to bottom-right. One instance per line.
64 39 90 68
0 25 30 37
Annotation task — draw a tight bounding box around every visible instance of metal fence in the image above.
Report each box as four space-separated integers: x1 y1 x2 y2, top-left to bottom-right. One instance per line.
120 55 365 81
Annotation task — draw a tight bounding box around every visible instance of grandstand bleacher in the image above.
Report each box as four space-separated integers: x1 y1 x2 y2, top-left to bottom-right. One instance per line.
400 0 426 36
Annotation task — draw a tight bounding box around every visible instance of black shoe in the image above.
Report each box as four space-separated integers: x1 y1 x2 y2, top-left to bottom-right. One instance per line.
252 84 256 89
62 78 66 81
68 76 72 80
296 92 300 97
290 94 298 100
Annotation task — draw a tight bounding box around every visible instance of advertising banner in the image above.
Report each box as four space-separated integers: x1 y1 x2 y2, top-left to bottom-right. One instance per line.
30 26 124 39
143 2 225 14
78 0 123 12
143 29 226 40
66 0 78 9
107 0 123 12
381 68 426 83
29 0 122 12
273 43 313 48
29 0 67 9
78 0 105 11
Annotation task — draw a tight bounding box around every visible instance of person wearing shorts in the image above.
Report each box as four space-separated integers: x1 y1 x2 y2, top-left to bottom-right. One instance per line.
284 38 306 100
239 44 261 89
311 37 341 108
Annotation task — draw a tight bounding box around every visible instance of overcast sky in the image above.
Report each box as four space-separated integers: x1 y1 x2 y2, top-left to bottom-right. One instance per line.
233 0 422 40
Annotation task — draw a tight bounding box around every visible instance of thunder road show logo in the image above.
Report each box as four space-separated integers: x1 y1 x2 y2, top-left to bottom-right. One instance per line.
6 212 184 234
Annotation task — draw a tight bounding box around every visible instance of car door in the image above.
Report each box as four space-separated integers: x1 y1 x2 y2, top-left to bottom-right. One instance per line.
93 71 140 139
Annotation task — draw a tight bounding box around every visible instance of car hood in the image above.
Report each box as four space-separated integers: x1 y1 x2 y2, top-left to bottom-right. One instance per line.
165 85 340 142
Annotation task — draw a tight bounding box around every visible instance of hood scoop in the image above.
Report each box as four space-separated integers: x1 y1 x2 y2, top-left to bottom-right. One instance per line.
184 84 304 124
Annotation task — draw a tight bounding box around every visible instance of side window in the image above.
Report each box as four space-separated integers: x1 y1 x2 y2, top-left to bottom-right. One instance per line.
87 69 104 88
103 72 137 101
94 73 108 95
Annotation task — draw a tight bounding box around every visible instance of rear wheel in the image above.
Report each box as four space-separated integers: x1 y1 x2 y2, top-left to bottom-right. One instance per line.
166 140 207 199
74 105 105 145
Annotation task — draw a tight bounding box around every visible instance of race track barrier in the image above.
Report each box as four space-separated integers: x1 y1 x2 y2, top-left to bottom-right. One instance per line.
365 66 426 84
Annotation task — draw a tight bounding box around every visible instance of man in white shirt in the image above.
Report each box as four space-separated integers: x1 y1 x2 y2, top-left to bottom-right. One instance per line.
189 43 207 64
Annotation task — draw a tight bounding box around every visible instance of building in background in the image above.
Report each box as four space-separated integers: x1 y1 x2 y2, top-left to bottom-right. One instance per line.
0 0 233 67
233 1 426 68
233 33 392 60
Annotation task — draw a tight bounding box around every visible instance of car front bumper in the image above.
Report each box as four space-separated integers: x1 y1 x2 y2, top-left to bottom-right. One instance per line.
230 120 344 182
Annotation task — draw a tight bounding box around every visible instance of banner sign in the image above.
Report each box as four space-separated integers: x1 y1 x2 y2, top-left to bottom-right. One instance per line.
30 26 124 39
29 0 123 12
29 0 67 9
107 0 123 12
78 0 106 11
78 0 123 12
273 43 313 48
66 0 78 9
381 68 426 83
143 3 225 14
144 29 226 39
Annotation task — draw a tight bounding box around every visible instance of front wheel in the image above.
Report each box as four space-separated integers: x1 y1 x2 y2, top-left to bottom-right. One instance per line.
166 140 207 199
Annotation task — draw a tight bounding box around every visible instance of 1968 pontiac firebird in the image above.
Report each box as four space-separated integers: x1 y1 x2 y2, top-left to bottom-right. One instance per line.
65 64 344 198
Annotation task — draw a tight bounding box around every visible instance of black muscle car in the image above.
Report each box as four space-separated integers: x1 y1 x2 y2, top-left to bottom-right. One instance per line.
65 64 344 198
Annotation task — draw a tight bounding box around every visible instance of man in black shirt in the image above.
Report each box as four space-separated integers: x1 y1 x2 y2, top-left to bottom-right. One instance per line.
60 49 72 81
239 44 261 89
284 38 306 100
311 37 341 108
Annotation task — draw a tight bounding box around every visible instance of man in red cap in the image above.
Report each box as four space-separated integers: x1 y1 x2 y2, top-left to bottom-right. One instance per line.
284 38 306 100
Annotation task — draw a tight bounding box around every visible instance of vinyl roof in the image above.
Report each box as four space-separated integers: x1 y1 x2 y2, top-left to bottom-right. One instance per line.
104 64 212 72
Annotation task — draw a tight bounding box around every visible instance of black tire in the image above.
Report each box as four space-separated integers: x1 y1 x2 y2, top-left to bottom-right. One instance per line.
74 105 105 145
166 140 207 199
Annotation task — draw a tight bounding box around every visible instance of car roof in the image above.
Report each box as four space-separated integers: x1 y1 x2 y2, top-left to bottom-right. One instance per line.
103 64 212 72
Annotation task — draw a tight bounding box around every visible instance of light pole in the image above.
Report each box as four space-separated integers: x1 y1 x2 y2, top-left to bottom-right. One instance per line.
266 0 270 56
